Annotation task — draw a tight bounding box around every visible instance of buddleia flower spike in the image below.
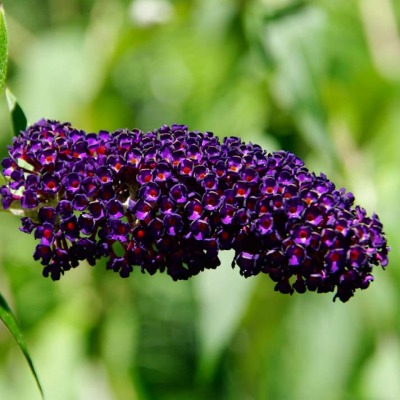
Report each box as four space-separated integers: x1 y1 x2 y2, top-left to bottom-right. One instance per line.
0 119 389 302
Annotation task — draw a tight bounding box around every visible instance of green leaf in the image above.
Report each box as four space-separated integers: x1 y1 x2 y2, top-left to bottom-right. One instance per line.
6 88 28 136
0 291 45 399
0 4 8 94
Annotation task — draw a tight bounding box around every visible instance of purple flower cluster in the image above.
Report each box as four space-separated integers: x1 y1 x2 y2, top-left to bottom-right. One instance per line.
0 119 389 301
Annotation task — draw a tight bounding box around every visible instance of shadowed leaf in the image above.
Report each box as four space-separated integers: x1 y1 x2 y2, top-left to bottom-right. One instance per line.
6 88 28 136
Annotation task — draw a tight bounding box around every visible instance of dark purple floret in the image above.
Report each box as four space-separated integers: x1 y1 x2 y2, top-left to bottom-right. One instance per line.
0 120 390 302
137 169 152 185
285 197 305 219
95 166 113 185
203 191 222 211
108 219 130 242
107 257 133 278
179 159 194 176
190 219 211 240
256 213 274 235
184 199 204 220
20 217 36 234
220 204 236 225
88 201 105 220
286 244 306 266
154 162 171 182
41 173 59 193
82 177 98 196
170 183 188 204
134 199 152 221
61 215 80 241
21 189 38 209
164 213 183 236
147 218 164 239
72 194 88 211
106 199 124 219
0 186 14 209
34 222 55 246
56 200 73 219
78 214 95 235
38 207 56 224
140 182 161 203
33 244 53 265
64 173 82 195
2 157 16 176
202 173 218 191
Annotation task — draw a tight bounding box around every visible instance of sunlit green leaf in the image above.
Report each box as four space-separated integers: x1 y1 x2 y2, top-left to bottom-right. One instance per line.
6 88 28 136
16 157 34 172
0 292 45 399
0 4 8 94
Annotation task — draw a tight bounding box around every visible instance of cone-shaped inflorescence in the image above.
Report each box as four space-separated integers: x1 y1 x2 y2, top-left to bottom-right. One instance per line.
0 119 389 301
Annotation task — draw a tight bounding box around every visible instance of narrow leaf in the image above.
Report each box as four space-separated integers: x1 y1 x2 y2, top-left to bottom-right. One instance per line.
0 4 8 94
0 292 45 399
6 88 28 136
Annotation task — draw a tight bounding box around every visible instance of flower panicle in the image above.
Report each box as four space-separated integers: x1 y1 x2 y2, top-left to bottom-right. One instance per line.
0 119 389 302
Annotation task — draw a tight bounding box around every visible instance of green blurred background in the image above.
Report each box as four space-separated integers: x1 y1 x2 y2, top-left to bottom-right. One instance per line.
0 0 399 399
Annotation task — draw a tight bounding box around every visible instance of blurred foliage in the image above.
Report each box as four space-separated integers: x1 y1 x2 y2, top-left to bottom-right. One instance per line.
0 0 400 399
0 4 7 94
